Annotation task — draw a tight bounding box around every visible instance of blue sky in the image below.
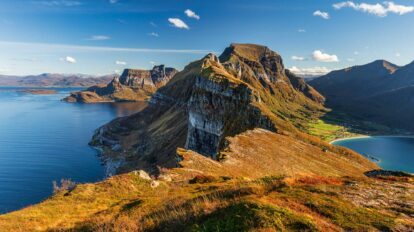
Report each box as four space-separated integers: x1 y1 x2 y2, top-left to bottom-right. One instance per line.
0 0 413 76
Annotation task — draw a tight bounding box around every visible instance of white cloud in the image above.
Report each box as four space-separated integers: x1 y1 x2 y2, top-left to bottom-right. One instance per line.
313 10 330 19
289 66 331 77
34 0 82 7
298 29 306 33
150 61 156 65
333 1 414 17
395 52 401 57
109 0 118 4
0 41 211 54
115 60 127 65
312 50 339 62
347 58 355 62
60 56 76 64
185 9 200 20
150 22 157 27
148 32 159 37
114 69 121 74
354 51 359 55
168 18 189 29
87 35 111 41
291 56 306 61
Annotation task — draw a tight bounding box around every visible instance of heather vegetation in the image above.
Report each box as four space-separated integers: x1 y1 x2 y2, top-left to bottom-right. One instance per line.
0 170 411 231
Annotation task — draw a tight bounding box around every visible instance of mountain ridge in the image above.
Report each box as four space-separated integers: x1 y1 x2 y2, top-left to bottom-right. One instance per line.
310 58 414 131
0 73 114 87
64 65 178 103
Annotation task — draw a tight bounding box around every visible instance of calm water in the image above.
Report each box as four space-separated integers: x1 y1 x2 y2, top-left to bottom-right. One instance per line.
333 136 414 173
0 87 146 213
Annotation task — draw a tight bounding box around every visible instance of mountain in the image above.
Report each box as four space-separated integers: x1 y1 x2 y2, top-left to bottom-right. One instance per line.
63 65 178 103
88 44 362 176
0 73 114 87
1 43 411 232
310 60 414 130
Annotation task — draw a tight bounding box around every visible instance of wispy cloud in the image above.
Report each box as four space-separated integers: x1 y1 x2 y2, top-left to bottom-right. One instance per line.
289 66 331 77
148 32 159 37
333 1 414 17
109 0 118 4
115 60 126 65
87 35 111 41
168 18 189 29
12 58 39 63
33 0 82 7
298 29 306 33
312 50 339 62
185 9 200 20
313 10 330 19
291 56 306 61
0 41 211 54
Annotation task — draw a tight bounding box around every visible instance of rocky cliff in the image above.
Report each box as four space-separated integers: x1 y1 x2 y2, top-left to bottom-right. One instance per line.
64 65 178 103
90 44 342 175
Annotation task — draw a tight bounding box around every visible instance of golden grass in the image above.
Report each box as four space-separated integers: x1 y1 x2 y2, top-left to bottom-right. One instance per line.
1 170 410 231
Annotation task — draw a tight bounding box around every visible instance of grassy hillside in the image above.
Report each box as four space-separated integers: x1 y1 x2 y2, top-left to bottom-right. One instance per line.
0 130 411 231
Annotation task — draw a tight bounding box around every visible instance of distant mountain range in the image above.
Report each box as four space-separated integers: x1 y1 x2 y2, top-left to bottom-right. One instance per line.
0 73 115 87
310 59 414 130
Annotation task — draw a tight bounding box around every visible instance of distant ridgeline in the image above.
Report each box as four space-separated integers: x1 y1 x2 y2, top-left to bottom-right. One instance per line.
0 73 114 87
310 60 414 131
63 65 178 103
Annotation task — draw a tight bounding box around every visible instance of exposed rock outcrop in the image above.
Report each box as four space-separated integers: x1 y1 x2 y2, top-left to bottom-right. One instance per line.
64 65 178 103
90 44 347 175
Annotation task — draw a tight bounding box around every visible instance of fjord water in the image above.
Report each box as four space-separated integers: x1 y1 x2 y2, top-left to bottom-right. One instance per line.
333 136 414 173
0 87 146 213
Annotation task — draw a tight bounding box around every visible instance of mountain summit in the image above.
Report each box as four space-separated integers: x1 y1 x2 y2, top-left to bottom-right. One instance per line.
89 44 368 176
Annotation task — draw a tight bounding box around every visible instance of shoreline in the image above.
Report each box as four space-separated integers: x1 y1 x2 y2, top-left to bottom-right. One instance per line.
329 134 414 144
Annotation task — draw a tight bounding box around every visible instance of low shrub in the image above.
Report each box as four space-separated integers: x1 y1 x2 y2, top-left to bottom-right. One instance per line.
52 179 77 194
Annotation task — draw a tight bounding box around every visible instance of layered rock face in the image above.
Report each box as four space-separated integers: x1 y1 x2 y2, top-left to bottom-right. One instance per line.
64 65 177 103
91 44 326 174
185 55 275 158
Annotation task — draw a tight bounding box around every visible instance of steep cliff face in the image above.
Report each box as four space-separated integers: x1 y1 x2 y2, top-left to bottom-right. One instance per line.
64 65 178 103
185 54 275 158
91 44 333 174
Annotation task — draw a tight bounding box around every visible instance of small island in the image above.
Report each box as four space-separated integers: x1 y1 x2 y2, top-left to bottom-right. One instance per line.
18 89 57 95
